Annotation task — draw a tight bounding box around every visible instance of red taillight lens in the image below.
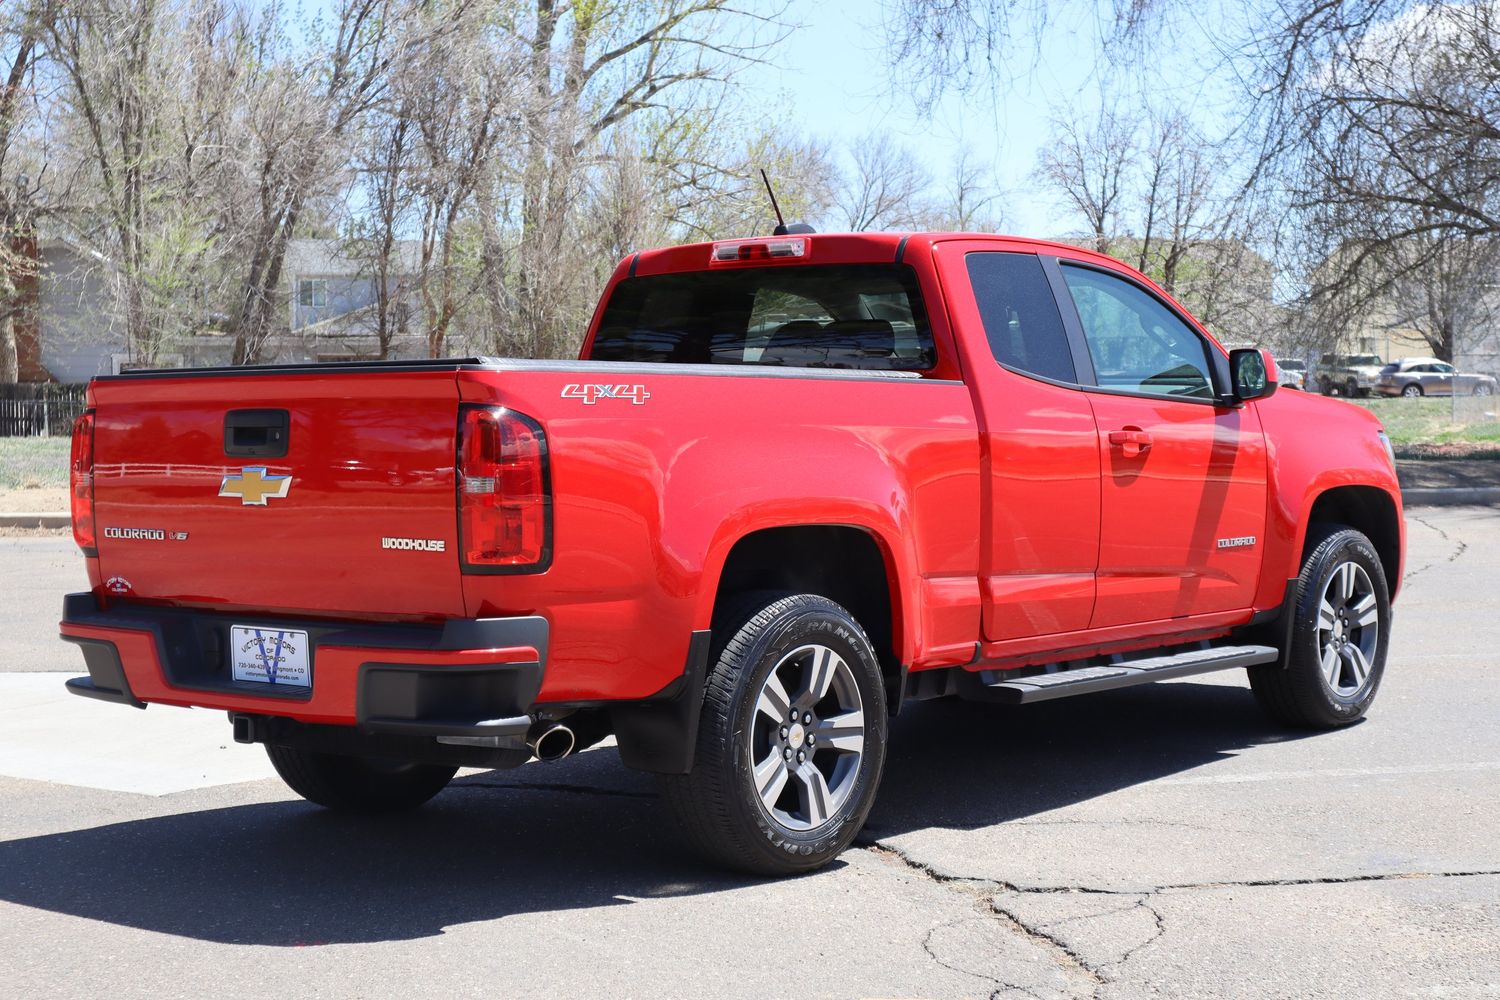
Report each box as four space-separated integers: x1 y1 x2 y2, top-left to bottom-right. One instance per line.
458 406 551 571
69 410 96 553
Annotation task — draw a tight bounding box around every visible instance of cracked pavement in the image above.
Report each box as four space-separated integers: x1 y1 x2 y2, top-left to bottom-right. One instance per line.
2 507 1499 999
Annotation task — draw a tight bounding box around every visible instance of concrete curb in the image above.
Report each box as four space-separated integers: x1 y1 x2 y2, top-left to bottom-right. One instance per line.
0 512 71 528
1401 487 1500 508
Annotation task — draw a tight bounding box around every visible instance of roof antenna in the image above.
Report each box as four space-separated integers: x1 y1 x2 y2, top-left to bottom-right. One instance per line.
760 169 814 237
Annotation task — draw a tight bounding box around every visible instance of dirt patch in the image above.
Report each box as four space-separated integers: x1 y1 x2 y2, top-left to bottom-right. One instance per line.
0 486 69 513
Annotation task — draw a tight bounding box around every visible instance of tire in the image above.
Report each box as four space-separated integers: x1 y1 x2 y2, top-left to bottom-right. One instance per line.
661 593 888 875
1346 379 1361 397
1401 383 1423 397
266 744 457 813
1476 383 1494 397
1249 525 1391 729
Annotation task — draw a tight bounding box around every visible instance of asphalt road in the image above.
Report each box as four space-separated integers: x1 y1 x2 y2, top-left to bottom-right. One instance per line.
2 509 1498 999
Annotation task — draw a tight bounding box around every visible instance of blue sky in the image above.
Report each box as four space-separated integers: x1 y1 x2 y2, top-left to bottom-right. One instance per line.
742 0 1241 236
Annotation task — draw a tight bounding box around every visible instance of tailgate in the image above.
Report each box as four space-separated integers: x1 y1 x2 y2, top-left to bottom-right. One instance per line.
90 370 464 619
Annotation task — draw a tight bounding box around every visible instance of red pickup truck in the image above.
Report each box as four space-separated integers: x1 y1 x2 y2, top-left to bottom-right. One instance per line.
61 231 1403 874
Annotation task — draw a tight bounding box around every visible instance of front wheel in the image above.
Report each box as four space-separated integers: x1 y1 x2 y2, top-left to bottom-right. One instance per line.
266 744 457 813
1249 526 1391 728
661 593 888 875
1401 383 1423 397
1476 382 1494 397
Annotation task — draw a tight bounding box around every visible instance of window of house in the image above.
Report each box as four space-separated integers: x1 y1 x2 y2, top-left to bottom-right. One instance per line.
1060 264 1216 400
298 279 328 308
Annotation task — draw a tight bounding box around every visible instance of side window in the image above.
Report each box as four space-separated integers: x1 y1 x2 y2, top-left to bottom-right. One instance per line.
966 252 1076 383
1060 265 1216 400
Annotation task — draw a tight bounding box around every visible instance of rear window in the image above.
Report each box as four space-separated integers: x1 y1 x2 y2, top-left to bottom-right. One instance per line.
589 264 936 371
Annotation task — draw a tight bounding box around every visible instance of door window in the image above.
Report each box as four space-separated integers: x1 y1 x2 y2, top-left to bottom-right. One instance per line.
1060 265 1216 400
966 252 1076 383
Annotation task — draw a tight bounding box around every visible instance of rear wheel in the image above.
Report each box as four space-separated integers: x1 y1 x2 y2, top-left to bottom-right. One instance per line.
1249 525 1390 728
661 593 887 875
266 744 457 812
1401 383 1423 397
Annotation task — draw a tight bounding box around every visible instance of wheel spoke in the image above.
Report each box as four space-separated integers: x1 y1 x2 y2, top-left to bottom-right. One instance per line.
813 710 865 754
793 763 832 827
1348 646 1371 688
756 672 792 723
1336 563 1356 602
1320 643 1342 687
805 646 843 702
753 749 790 809
1317 598 1338 632
1351 593 1378 628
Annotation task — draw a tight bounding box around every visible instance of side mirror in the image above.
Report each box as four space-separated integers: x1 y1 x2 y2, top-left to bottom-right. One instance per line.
1230 347 1278 402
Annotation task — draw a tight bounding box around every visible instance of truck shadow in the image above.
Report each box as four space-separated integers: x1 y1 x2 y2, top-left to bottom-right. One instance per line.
0 680 1322 945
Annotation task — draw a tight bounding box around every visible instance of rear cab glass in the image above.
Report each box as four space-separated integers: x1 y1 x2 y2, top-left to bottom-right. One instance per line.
588 264 936 372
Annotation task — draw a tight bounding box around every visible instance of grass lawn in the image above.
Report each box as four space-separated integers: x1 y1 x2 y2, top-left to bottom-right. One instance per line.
0 436 72 489
1345 397 1500 455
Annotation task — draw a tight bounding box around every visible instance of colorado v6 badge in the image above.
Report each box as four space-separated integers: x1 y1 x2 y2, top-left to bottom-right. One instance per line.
219 467 292 506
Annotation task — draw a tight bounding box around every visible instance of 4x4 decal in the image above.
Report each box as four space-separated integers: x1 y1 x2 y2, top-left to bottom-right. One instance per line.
561 383 651 405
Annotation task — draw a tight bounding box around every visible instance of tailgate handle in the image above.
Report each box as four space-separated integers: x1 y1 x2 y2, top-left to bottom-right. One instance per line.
224 409 289 458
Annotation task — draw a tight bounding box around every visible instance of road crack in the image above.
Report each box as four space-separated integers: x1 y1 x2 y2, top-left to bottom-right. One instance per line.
864 836 1500 990
1404 512 1468 582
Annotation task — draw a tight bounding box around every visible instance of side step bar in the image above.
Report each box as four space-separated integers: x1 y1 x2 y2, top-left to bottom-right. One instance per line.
964 644 1280 704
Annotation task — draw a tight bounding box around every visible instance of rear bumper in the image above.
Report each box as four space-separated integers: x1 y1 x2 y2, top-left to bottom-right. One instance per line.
59 592 548 739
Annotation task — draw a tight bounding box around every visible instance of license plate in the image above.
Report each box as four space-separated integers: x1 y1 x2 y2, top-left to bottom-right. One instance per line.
230 626 311 688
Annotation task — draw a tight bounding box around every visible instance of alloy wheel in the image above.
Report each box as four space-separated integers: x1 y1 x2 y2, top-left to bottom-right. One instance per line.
748 643 866 832
1316 561 1380 698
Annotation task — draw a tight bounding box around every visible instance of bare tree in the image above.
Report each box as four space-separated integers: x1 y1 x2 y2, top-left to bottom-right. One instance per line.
917 149 1003 232
836 132 929 231
0 2 46 383
1274 3 1500 361
223 0 416 365
1035 107 1137 254
504 0 781 358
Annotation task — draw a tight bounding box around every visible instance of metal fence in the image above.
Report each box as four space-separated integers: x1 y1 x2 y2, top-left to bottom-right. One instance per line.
0 384 88 437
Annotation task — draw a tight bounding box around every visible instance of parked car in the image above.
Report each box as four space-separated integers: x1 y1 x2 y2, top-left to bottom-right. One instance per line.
1276 357 1308 390
1315 353 1386 396
1375 357 1498 397
60 230 1405 875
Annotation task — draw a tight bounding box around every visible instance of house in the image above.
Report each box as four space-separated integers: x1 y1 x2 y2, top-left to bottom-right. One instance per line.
7 239 126 384
276 238 427 362
10 237 444 383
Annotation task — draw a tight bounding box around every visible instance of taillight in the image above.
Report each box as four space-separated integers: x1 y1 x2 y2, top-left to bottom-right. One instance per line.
457 405 551 572
69 410 96 554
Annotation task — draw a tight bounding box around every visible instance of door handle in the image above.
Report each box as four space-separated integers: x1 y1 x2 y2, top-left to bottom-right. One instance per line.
1108 427 1152 457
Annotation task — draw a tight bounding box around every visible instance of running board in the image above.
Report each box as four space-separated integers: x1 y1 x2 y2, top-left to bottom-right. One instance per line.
965 644 1280 704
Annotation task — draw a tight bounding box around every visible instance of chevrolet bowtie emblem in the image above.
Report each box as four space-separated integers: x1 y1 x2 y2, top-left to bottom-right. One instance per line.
219 467 292 506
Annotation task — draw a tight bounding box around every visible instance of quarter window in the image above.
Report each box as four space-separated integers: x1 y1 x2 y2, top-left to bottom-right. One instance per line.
966 252 1076 383
1060 265 1215 400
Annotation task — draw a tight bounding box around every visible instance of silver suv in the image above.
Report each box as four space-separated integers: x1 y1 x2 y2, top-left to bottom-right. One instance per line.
1315 353 1385 397
1375 358 1498 397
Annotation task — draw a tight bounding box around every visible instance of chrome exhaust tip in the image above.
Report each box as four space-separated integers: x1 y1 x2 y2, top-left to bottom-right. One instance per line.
529 723 576 762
